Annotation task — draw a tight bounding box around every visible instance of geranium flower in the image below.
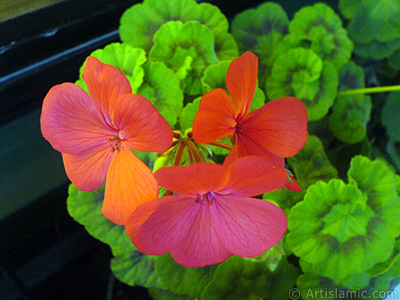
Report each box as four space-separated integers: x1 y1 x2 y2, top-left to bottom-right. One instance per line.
41 56 173 225
126 156 288 268
192 51 308 168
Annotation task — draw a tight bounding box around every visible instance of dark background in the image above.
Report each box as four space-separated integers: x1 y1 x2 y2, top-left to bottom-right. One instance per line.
0 1 338 299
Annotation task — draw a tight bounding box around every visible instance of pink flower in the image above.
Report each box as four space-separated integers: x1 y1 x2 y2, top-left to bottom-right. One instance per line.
41 56 173 225
126 156 288 267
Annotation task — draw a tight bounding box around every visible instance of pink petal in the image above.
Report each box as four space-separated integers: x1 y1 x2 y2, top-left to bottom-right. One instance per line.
192 88 237 144
171 201 232 267
242 97 308 157
226 52 258 116
83 56 132 120
154 163 228 196
62 144 113 191
111 94 173 153
41 83 115 154
126 195 200 255
212 195 287 257
224 135 285 168
221 156 288 197
102 146 160 225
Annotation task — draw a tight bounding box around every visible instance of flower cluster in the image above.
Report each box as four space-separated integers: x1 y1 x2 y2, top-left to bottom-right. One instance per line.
41 52 308 267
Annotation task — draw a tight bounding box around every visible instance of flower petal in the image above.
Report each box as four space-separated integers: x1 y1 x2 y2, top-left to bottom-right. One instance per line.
41 83 114 154
171 202 232 267
221 156 288 197
242 97 308 157
111 94 173 152
62 145 113 191
102 146 159 225
126 195 199 256
192 88 237 144
154 163 228 196
83 56 132 120
224 135 285 168
212 195 287 257
226 51 258 116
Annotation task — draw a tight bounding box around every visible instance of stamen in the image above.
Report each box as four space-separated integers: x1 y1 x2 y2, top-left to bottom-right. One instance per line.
108 135 122 151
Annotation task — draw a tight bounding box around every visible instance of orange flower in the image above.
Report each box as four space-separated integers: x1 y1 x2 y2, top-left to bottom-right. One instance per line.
192 52 308 168
41 57 173 225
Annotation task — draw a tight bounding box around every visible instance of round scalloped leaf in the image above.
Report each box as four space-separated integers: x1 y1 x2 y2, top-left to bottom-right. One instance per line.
179 97 201 132
381 92 400 142
120 0 197 52
287 179 395 280
388 48 400 70
137 61 184 127
231 2 289 66
149 21 219 96
354 37 400 60
201 256 299 300
66 184 133 253
148 288 191 300
111 249 164 289
347 155 400 234
119 0 237 61
154 254 217 297
266 48 338 121
84 43 147 93
288 3 353 70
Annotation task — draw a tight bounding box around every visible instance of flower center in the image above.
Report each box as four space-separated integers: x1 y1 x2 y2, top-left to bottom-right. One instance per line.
108 134 122 151
195 192 215 205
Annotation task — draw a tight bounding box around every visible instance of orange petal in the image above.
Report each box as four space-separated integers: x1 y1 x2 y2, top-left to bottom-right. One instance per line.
192 88 237 144
226 52 258 116
111 94 173 153
154 163 228 196
83 57 132 119
41 83 115 154
241 97 308 158
62 144 113 191
102 146 159 225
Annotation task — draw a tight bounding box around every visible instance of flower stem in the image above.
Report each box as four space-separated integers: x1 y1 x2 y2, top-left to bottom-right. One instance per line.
174 141 185 166
208 141 233 150
338 85 400 97
186 139 202 163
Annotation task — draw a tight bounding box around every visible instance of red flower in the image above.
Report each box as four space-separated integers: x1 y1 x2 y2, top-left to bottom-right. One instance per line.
192 52 308 168
126 156 288 268
41 57 173 225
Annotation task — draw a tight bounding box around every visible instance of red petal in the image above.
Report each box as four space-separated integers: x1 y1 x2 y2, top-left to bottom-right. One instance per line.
221 156 288 196
126 195 200 256
83 56 132 120
111 94 173 153
224 136 285 168
242 97 308 157
154 163 228 196
212 195 287 257
102 146 159 225
192 88 237 144
41 83 114 154
62 145 113 191
285 174 302 192
171 201 232 267
226 52 258 116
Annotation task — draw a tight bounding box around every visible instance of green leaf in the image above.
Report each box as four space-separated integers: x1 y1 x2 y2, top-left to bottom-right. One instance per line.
148 288 191 300
329 61 372 144
110 249 164 289
382 92 400 142
231 2 289 67
83 43 147 93
339 0 400 59
137 61 184 127
388 48 400 70
179 97 201 132
155 253 217 297
347 155 400 234
201 256 299 300
119 0 237 61
287 135 338 189
266 48 338 121
149 21 219 96
287 179 395 280
288 3 353 70
66 184 132 253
